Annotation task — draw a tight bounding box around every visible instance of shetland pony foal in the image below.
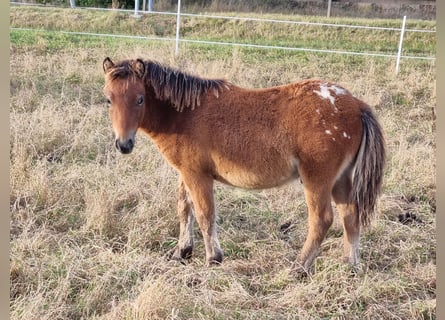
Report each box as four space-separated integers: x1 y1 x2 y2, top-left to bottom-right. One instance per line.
102 57 385 273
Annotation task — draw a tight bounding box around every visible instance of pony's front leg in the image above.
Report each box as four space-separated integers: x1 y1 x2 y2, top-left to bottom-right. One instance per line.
171 177 195 261
182 173 223 265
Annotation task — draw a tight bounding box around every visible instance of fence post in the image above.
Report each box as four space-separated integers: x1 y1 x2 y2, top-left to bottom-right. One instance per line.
395 15 406 75
148 0 153 12
69 0 75 8
175 0 182 56
133 0 141 18
327 0 332 17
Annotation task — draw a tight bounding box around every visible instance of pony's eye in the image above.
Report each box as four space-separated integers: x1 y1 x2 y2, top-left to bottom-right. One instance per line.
105 98 111 107
137 96 144 106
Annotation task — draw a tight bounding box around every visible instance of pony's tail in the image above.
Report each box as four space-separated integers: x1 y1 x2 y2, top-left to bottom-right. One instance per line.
352 106 386 228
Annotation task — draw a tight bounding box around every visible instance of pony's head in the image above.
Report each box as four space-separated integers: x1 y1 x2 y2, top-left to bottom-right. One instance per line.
102 57 146 154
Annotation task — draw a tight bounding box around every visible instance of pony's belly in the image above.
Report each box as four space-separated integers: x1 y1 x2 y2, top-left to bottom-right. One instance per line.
213 160 300 190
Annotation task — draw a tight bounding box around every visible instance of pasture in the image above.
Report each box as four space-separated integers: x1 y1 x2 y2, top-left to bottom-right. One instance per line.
10 6 436 319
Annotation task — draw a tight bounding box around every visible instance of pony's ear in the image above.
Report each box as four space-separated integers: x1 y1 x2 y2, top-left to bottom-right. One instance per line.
103 57 115 73
131 59 146 78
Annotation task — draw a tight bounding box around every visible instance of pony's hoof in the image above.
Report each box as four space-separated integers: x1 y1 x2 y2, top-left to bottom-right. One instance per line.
342 257 363 276
348 263 363 277
291 262 312 279
170 245 193 262
207 249 223 266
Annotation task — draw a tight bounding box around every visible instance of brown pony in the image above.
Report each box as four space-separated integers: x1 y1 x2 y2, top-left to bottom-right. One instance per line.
102 57 385 273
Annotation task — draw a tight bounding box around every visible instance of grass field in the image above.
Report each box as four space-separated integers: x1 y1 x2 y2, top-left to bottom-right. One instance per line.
10 6 436 319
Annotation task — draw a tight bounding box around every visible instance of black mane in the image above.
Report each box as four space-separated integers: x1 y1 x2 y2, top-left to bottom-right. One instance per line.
108 59 228 112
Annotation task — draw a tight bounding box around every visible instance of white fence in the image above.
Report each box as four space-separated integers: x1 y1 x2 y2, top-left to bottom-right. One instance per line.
10 1 436 74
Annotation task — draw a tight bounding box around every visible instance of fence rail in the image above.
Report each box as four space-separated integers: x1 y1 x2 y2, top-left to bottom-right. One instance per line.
10 1 436 74
10 27 435 62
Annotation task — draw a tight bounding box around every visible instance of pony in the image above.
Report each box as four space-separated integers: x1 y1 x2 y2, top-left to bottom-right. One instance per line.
102 57 385 273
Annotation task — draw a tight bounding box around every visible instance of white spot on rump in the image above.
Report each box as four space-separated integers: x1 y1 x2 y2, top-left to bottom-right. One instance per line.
313 83 348 106
314 84 335 105
325 129 332 135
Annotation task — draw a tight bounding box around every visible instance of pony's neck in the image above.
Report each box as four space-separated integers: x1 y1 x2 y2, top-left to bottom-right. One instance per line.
139 93 180 136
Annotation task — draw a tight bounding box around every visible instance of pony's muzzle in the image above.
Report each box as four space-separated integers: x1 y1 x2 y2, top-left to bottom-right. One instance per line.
115 138 134 154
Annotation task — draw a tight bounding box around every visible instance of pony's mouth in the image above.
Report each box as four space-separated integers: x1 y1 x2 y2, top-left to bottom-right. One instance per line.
115 138 134 154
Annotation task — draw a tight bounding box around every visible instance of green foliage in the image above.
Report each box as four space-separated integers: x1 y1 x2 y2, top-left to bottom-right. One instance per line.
75 0 111 8
35 0 67 6
34 0 136 9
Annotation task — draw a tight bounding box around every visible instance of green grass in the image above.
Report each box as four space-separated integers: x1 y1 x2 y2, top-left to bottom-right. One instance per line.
10 6 435 57
10 5 436 320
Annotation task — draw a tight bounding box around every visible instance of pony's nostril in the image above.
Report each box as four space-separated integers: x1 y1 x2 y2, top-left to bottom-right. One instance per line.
115 139 121 151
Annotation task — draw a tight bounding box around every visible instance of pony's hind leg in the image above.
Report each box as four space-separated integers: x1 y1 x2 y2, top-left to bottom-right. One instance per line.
332 172 360 266
297 184 334 273
171 177 195 261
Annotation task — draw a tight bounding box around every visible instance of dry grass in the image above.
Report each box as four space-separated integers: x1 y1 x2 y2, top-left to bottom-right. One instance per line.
10 8 435 319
